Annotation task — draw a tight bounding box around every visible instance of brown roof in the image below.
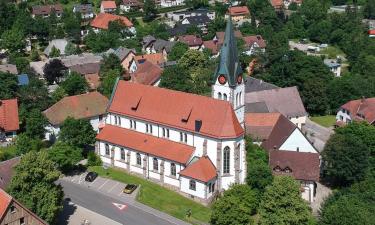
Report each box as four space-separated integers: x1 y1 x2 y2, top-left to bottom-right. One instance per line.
134 53 165 65
245 86 307 118
179 156 217 182
245 113 281 140
97 125 194 164
122 0 143 7
0 157 20 190
131 60 163 85
84 73 101 90
215 30 243 46
203 40 220 55
269 150 320 181
0 99 19 132
177 35 203 47
43 92 108 126
91 13 133 30
108 81 244 139
32 4 63 15
70 63 100 75
101 1 117 9
340 97 375 124
243 35 266 48
261 114 296 151
0 64 18 75
227 6 250 16
270 0 283 8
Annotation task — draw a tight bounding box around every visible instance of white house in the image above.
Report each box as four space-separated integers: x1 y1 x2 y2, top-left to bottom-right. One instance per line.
43 92 108 141
0 99 19 141
73 4 94 20
100 1 117 13
160 0 184 8
336 97 375 125
324 59 342 77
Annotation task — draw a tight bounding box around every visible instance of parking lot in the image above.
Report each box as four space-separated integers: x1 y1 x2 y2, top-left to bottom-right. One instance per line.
60 172 139 201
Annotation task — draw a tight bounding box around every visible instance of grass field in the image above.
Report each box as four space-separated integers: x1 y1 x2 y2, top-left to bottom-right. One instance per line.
0 145 17 161
310 115 336 127
320 46 345 59
89 166 211 224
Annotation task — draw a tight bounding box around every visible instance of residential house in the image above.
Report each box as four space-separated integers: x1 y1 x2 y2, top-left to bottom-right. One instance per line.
177 35 203 50
226 6 250 22
128 53 166 72
0 99 19 140
369 29 375 38
90 13 134 33
96 19 247 203
181 15 211 34
203 40 220 57
324 59 341 77
242 35 266 56
142 36 175 57
270 0 284 10
44 39 68 57
245 112 281 142
0 64 18 75
43 92 109 141
32 4 63 18
283 0 303 9
127 60 163 86
100 1 117 13
336 97 375 125
269 150 320 202
214 30 243 46
120 0 143 12
0 157 20 190
167 24 191 37
106 47 136 71
160 0 184 8
245 85 308 128
69 62 101 90
167 9 215 22
73 4 95 20
0 189 48 225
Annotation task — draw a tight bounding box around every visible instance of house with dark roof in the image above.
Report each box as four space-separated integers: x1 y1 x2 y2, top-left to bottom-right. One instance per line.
181 15 211 34
0 99 19 140
167 24 191 37
336 97 375 126
120 0 143 12
324 59 341 77
0 188 48 225
0 157 20 190
32 4 63 18
245 86 307 128
142 36 176 57
245 77 278 92
73 4 94 20
269 150 320 202
167 8 215 22
43 92 109 141
106 47 136 71
69 63 101 90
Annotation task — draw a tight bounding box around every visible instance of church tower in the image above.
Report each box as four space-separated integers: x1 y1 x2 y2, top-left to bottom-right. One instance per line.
212 17 245 126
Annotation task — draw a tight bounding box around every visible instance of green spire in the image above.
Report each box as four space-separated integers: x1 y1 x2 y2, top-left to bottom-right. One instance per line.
213 16 243 87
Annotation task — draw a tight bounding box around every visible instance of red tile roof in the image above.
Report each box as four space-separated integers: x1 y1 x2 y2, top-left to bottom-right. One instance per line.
43 92 109 126
131 60 163 85
108 81 244 139
32 4 63 15
341 97 375 124
227 6 250 16
245 113 281 140
84 73 101 90
0 188 11 220
91 13 133 30
203 40 220 55
243 35 266 48
177 35 203 47
179 156 217 182
97 125 194 164
369 30 375 35
269 150 320 181
0 99 19 132
134 53 165 65
101 1 117 9
0 157 20 190
270 0 283 8
215 30 243 46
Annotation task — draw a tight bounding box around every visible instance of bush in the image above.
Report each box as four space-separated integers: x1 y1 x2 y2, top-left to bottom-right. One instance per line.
87 151 102 167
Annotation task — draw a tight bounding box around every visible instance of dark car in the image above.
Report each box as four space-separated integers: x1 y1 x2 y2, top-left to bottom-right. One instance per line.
123 184 138 194
85 172 98 182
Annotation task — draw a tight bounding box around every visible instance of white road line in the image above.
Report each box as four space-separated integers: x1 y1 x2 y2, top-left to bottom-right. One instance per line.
108 182 119 193
98 179 109 190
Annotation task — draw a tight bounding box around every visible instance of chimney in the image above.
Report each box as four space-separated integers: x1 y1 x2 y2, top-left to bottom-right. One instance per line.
195 120 202 132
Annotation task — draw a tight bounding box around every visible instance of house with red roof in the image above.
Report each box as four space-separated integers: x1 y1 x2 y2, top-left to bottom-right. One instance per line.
127 60 163 86
0 99 19 140
242 35 266 55
43 92 109 141
336 97 375 126
226 6 250 22
369 29 375 37
177 35 203 50
90 13 134 33
0 188 47 224
100 1 117 13
32 4 63 18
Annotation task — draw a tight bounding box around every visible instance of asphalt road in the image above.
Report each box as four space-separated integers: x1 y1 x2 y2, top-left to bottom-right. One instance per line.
58 179 184 225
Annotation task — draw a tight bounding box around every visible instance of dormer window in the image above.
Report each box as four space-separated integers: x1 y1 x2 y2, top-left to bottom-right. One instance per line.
273 166 281 172
284 167 292 173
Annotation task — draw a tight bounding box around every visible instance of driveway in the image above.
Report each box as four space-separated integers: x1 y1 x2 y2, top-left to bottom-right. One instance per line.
57 173 191 225
302 118 334 152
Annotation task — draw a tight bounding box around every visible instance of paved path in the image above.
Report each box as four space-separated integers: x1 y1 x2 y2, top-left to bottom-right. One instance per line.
302 118 334 152
311 182 332 216
57 174 191 225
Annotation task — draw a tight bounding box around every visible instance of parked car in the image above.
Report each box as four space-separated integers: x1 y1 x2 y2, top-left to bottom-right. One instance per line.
123 184 138 194
85 172 98 182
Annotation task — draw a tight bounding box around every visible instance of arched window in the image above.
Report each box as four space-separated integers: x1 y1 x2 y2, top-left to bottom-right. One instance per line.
170 163 176 176
153 158 158 171
223 146 230 174
218 92 222 100
120 148 125 160
136 153 141 165
105 144 110 155
223 93 227 101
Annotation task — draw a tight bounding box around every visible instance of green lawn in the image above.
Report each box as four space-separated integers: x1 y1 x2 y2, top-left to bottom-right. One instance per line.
310 115 336 128
320 46 346 59
0 145 17 161
89 166 211 224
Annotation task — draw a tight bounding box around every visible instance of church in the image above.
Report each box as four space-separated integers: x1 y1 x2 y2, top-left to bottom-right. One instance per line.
95 18 246 203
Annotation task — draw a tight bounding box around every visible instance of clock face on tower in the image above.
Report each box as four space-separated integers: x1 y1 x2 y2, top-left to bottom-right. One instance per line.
218 75 227 85
237 75 242 84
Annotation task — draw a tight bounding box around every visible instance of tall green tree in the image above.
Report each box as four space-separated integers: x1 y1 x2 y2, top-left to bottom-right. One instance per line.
24 109 48 139
258 176 315 225
99 69 120 98
168 42 189 61
60 72 88 96
0 71 18 99
15 133 44 155
0 28 25 53
59 117 96 148
48 142 83 172
363 0 375 19
159 65 193 93
143 0 157 22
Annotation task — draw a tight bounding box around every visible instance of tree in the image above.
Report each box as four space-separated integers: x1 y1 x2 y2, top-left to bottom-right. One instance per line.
159 65 193 93
210 184 257 225
143 0 157 22
51 86 67 103
99 69 120 97
87 151 102 166
43 59 67 84
62 11 81 42
18 77 51 113
59 117 96 148
24 109 48 139
0 28 25 53
0 71 18 99
64 42 79 56
301 78 329 115
185 0 209 9
363 0 375 19
15 133 44 155
8 151 63 224
258 176 315 225
60 72 88 96
322 122 375 187
168 42 189 61
49 46 61 58
178 49 208 69
48 142 83 172
100 53 123 76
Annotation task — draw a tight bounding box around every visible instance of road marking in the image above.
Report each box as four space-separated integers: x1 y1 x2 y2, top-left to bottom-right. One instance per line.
98 179 109 190
112 202 127 210
108 182 119 193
